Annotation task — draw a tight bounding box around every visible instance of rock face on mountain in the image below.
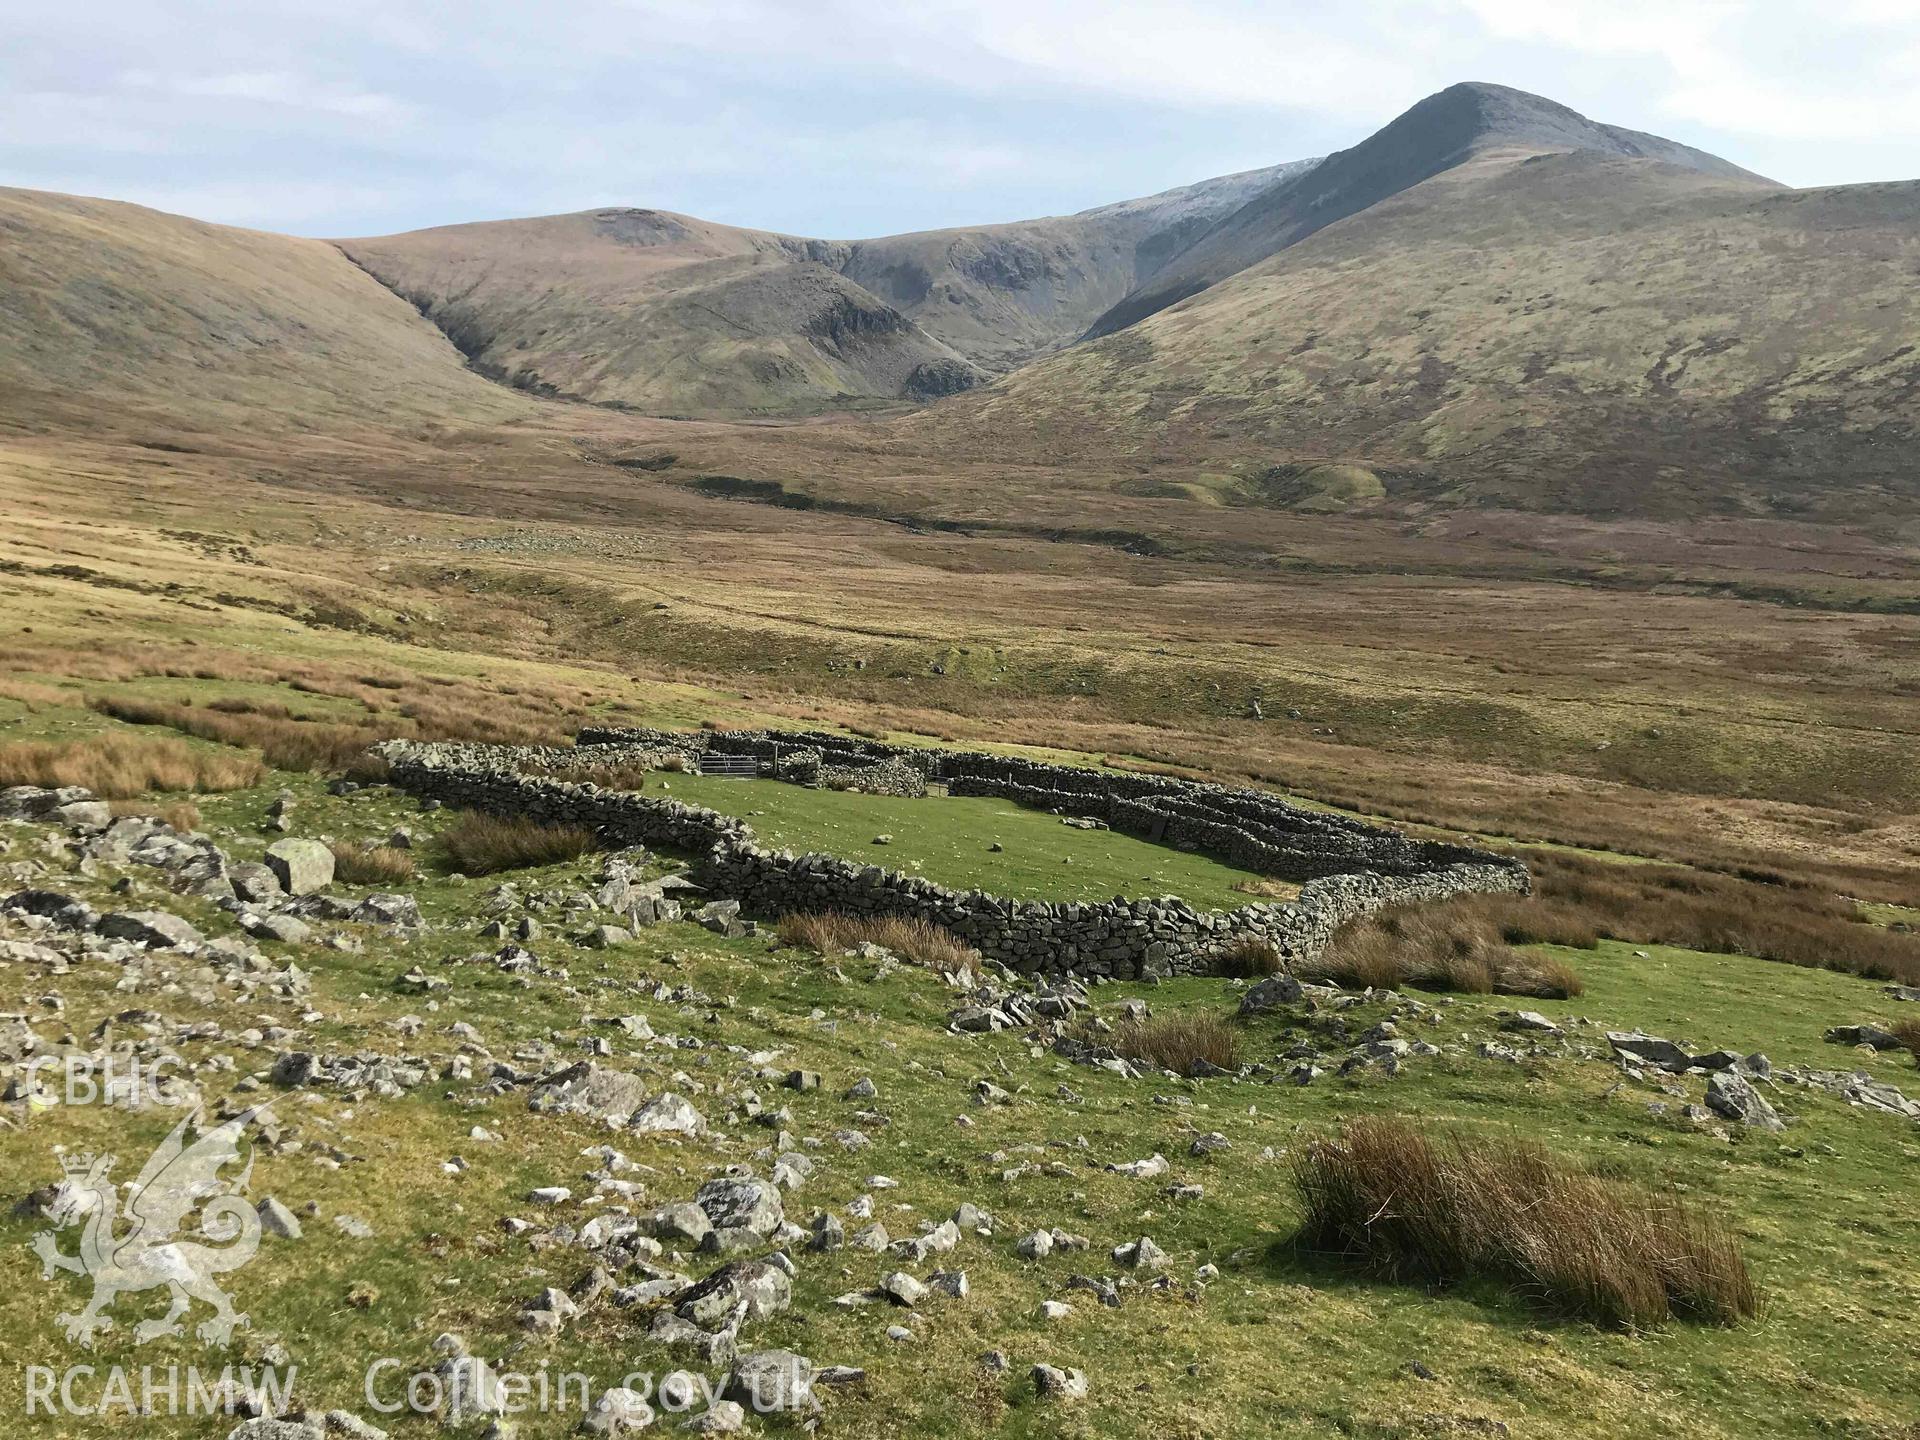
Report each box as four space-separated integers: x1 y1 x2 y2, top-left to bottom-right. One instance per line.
1082 81 1776 339
334 163 1313 416
831 160 1320 376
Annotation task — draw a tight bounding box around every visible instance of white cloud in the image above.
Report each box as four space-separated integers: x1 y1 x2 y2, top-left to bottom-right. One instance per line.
3 0 1917 235
161 71 411 120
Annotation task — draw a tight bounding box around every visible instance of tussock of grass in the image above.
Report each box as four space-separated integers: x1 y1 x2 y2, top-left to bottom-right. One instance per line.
437 811 598 874
110 798 203 832
0 678 71 710
206 696 294 718
1214 935 1285 978
1472 896 1602 949
1309 904 1584 998
1293 1118 1758 1329
777 910 980 975
1109 1012 1239 1074
330 841 417 885
1891 1017 1920 1065
0 734 263 798
340 751 393 784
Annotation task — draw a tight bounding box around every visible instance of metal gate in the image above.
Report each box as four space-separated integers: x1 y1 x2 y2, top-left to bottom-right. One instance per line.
697 753 760 778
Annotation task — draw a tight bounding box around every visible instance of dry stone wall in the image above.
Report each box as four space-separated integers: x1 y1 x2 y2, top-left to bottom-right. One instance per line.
378 732 1528 980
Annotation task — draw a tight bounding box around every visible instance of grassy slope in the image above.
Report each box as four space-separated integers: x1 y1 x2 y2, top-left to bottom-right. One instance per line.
339 209 977 417
1 746 1916 1438
0 187 525 431
659 773 1278 911
938 152 1920 521
334 164 1304 417
1084 79 1775 339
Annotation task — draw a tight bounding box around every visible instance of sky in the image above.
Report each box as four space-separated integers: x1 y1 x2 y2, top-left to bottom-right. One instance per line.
6 1 1919 238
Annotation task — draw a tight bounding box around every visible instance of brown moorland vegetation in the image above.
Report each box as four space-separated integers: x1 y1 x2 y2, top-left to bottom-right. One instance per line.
1307 903 1585 998
1513 852 1920 986
0 734 263 797
1213 935 1287 978
437 812 598 875
1107 1012 1240 1074
329 840 418 885
87 691 567 773
1291 1117 1758 1329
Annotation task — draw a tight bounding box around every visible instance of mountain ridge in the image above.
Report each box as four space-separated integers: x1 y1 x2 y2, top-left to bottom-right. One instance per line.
1081 81 1778 339
333 159 1321 415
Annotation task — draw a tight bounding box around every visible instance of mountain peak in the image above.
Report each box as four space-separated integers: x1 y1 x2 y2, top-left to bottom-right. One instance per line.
1081 81 1772 338
1392 81 1772 182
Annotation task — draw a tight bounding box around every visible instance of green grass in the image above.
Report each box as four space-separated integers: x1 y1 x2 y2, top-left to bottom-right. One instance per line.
2 669 1917 1440
1487 939 1920 1076
0 762 1918 1438
658 772 1278 910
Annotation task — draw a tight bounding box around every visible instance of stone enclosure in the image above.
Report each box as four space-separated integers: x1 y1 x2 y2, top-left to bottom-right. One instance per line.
375 727 1528 980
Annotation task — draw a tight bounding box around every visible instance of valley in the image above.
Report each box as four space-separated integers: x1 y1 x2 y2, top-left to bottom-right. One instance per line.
1 68 1917 1440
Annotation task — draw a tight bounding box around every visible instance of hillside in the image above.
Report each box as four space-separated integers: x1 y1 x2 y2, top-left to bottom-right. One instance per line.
0 186 524 432
3 83 1916 523
834 159 1318 373
931 149 1920 520
1085 81 1777 338
335 163 1313 416
337 208 980 416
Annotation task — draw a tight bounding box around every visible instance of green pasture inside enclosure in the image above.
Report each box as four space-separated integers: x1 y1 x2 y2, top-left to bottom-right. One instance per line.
654 772 1287 911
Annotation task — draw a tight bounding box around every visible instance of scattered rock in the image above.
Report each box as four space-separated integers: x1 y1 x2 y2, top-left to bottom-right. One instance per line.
723 1349 813 1413
97 909 203 949
1031 1364 1089 1402
264 838 335 896
1705 1071 1786 1131
1606 1031 1693 1072
1825 1023 1904 1051
257 1197 303 1239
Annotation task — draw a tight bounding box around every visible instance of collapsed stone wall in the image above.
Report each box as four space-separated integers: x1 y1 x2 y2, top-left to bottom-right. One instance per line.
378 734 1527 980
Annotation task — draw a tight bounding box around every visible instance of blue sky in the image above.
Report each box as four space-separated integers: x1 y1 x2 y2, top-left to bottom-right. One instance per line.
7 1 1918 238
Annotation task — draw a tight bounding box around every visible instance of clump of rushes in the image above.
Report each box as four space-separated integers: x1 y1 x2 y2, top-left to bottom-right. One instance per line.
1307 904 1583 997
1890 1017 1920 1066
1292 1118 1758 1329
437 812 598 875
329 841 417 885
109 798 203 832
0 734 263 797
1213 935 1286 978
776 911 980 976
1107 1012 1239 1075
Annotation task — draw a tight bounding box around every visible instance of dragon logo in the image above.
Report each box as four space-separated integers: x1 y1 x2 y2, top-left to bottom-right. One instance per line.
32 1106 270 1347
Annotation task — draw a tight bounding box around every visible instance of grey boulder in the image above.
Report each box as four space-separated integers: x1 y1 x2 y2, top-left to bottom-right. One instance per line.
97 909 203 949
265 838 334 896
